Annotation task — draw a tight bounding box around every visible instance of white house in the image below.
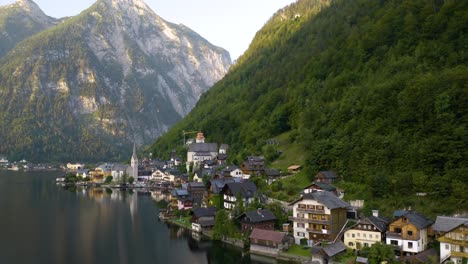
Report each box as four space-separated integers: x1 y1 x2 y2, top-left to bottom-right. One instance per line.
385 210 433 255
433 216 468 263
344 211 389 250
67 163 84 170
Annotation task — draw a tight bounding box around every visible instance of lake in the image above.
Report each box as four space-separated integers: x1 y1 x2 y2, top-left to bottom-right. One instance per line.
0 171 283 264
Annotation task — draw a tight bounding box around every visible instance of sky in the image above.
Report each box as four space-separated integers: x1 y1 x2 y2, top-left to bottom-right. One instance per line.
0 0 297 60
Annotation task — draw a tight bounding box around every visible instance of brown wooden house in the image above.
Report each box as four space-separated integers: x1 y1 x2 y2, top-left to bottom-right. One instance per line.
238 209 276 232
249 228 289 256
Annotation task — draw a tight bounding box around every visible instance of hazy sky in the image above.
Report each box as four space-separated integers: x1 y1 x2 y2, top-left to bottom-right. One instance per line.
0 0 297 60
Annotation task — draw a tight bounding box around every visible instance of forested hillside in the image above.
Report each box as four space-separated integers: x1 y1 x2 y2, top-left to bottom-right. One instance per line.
150 0 467 215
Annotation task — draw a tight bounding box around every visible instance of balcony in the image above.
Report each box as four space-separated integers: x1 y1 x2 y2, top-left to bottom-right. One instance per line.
296 207 325 214
288 216 331 225
450 251 468 258
438 237 468 247
386 232 420 241
306 228 329 234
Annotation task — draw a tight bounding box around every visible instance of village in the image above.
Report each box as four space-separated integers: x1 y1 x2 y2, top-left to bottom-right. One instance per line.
59 132 467 264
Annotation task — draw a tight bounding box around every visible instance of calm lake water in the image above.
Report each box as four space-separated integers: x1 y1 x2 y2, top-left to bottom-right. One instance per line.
0 171 282 264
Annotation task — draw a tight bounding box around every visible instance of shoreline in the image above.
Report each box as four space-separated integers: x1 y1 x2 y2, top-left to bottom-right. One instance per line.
164 218 306 264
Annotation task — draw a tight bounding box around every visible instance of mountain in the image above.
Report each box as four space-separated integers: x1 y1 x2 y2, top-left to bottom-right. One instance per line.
0 0 231 161
150 0 467 214
0 0 61 58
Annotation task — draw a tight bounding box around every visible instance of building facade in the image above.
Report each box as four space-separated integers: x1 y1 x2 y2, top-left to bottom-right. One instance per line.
289 191 349 245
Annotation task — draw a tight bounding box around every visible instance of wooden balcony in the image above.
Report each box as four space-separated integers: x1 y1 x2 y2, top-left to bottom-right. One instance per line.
386 231 420 241
438 237 468 247
296 207 325 214
450 251 468 258
306 228 330 234
288 216 331 225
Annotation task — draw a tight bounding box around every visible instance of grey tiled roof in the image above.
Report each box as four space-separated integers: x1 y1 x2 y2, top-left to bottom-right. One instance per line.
367 216 389 232
296 191 349 209
394 211 433 229
240 209 276 223
322 241 347 257
188 143 218 153
433 216 468 232
192 207 217 218
223 180 257 199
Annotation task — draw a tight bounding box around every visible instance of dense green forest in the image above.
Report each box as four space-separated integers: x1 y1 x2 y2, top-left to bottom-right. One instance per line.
150 0 467 216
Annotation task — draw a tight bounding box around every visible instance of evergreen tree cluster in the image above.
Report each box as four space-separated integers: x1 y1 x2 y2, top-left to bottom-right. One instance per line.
150 0 467 215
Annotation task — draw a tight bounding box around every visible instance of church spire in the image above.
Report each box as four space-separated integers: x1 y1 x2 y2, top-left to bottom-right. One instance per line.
132 143 137 160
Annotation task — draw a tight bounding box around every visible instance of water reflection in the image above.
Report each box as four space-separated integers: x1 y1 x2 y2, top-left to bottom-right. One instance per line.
0 172 285 264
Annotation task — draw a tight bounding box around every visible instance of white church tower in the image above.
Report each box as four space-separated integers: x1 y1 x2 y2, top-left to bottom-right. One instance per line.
131 143 138 180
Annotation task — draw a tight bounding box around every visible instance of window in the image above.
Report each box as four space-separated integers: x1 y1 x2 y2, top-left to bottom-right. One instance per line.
357 233 360 237
316 205 324 210
348 242 354 246
369 234 372 239
445 244 449 250
364 243 369 247
298 204 306 209
321 215 326 220
391 240 398 245
352 234 355 238
346 233 350 237
307 205 315 210
407 230 413 236
363 234 366 238
297 223 305 228
408 242 413 249
395 228 402 233
297 232 305 237
297 213 304 218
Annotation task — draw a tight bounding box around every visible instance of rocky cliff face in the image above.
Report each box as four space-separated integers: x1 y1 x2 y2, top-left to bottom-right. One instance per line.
0 0 231 161
0 0 60 58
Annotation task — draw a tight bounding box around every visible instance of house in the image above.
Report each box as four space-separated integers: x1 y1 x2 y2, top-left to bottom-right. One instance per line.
433 216 468 263
187 182 207 206
194 167 215 182
191 207 217 232
76 169 90 178
311 240 347 264
221 180 258 212
344 211 389 250
67 163 84 170
287 165 302 174
111 164 130 182
289 191 349 245
217 144 229 165
186 133 218 171
171 189 193 210
265 168 281 185
249 228 289 257
241 156 265 176
151 169 166 182
137 170 153 181
238 209 277 232
385 210 433 255
303 181 338 196
314 171 340 184
221 166 246 179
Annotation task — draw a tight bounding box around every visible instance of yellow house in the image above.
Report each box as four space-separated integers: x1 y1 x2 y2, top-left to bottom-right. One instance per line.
344 212 389 250
433 216 468 263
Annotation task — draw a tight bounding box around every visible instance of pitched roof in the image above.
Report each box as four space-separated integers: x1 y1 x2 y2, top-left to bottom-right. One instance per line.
433 216 468 233
304 182 337 192
265 168 281 177
223 181 257 199
192 207 217 218
188 182 206 189
239 209 276 223
367 216 389 232
290 191 349 209
322 241 347 257
394 211 433 229
249 228 286 243
172 189 189 197
288 165 302 170
188 143 218 153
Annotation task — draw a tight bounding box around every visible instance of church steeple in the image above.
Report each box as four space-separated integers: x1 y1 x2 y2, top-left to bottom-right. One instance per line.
131 143 138 179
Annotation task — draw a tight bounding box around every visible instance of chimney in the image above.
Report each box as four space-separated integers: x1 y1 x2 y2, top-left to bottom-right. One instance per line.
372 210 379 218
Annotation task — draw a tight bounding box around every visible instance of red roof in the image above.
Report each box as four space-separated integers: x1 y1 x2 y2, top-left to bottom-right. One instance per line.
249 228 286 243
